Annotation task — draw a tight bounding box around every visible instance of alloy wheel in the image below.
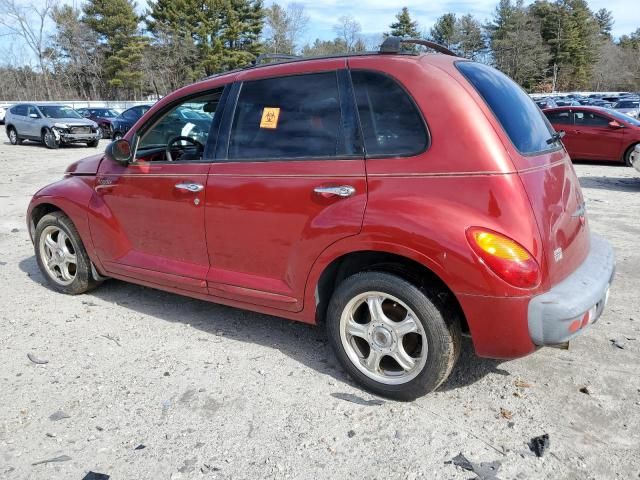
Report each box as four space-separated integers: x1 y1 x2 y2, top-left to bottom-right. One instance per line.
9 129 17 144
38 225 77 286
339 291 428 385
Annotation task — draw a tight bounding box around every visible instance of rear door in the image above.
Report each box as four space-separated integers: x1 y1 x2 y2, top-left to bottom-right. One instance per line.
204 61 367 312
457 62 590 288
544 109 576 156
571 110 623 161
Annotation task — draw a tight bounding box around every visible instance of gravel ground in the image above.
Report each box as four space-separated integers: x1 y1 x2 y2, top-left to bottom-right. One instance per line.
1 137 639 480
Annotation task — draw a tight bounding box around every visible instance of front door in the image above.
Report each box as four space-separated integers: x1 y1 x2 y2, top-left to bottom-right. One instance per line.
572 110 623 160
90 88 227 293
205 63 367 312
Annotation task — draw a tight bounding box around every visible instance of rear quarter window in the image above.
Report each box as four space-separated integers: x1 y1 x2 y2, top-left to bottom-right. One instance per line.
456 62 555 155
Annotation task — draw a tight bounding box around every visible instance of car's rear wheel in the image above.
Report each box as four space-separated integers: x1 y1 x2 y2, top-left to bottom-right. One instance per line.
624 142 639 167
8 127 21 145
42 128 59 149
326 272 461 400
34 212 101 294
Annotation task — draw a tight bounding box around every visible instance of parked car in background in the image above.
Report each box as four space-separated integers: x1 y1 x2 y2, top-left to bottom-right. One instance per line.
110 105 152 140
76 107 120 138
0 104 10 125
5 103 100 149
535 97 558 109
27 39 614 399
612 99 640 118
544 106 640 165
554 98 581 106
588 99 614 108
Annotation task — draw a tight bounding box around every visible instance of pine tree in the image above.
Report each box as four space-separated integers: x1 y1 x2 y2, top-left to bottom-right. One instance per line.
82 0 146 98
147 0 264 77
430 13 456 49
594 8 613 40
453 14 485 59
388 7 419 38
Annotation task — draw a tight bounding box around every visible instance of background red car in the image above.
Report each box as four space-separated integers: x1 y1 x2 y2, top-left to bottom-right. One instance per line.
544 106 640 166
76 107 120 139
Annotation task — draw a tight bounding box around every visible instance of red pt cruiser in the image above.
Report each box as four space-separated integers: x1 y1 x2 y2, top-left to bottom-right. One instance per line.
27 39 615 399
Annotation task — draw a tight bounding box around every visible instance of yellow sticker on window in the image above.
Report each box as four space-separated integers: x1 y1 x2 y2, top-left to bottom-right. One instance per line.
260 107 280 129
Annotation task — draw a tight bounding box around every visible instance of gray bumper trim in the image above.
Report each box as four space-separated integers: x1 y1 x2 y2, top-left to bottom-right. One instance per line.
528 233 615 346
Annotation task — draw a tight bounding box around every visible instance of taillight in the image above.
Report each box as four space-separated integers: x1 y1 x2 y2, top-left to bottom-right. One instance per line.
466 227 541 289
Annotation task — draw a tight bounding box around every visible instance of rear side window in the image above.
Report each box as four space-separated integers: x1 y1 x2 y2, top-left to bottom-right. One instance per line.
545 111 572 125
351 70 427 157
11 105 27 116
457 62 555 155
228 72 344 160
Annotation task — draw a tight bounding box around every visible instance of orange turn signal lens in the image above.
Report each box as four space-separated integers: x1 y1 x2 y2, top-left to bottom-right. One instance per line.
466 227 540 289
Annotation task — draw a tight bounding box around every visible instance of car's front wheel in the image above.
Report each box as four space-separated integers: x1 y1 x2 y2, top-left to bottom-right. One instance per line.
8 127 22 145
42 128 59 149
624 142 639 167
327 272 461 400
34 212 101 294
112 131 123 141
87 139 99 148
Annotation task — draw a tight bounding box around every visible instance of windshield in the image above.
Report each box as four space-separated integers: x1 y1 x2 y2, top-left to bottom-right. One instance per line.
95 109 118 117
614 101 639 108
38 106 82 119
606 108 640 126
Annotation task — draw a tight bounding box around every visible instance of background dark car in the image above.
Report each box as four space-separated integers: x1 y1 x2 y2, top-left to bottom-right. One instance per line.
535 97 558 109
76 107 120 139
111 105 152 140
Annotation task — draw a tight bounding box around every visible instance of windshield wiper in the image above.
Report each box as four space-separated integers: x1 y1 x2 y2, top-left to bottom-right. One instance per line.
546 130 565 145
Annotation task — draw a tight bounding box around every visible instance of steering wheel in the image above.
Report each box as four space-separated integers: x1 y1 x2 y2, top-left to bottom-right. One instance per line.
165 136 204 161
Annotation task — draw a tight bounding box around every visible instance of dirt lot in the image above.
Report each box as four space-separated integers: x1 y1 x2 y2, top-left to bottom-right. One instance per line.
0 137 639 480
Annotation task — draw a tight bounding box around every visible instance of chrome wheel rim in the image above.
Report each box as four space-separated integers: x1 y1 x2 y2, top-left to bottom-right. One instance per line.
44 130 56 148
39 226 77 286
9 129 17 143
630 146 640 167
339 291 428 385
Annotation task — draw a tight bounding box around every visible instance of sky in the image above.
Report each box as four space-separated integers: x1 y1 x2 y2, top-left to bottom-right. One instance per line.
289 0 637 45
0 0 636 65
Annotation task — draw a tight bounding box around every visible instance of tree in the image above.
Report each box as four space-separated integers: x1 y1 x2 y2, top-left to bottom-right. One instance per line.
302 38 347 56
453 14 485 59
594 8 613 40
264 3 309 54
486 0 551 90
50 4 104 99
333 15 362 52
0 0 58 99
83 0 147 98
388 7 419 38
430 13 456 49
147 0 264 76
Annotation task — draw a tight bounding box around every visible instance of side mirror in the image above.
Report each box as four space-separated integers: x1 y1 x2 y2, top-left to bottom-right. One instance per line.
105 139 132 165
608 120 623 129
29 113 39 119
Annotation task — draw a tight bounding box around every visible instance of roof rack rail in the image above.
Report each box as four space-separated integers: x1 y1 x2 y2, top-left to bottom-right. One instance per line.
252 53 301 66
379 37 458 57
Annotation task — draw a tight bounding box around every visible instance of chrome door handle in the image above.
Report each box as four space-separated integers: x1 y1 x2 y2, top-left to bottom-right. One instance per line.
175 183 204 193
313 185 356 198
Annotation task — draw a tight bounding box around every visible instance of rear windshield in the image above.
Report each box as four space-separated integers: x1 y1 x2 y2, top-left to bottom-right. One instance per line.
456 62 556 155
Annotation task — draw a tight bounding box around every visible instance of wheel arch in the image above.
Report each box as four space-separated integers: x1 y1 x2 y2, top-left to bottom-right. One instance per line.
311 249 468 334
623 141 640 165
29 202 64 239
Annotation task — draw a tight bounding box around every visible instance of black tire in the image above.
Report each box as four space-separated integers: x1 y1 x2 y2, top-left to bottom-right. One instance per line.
623 142 639 167
42 128 59 149
112 131 123 141
327 272 461 401
7 126 22 145
34 212 101 295
87 139 99 148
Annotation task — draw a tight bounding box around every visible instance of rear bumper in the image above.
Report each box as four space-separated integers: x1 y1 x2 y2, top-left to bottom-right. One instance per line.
528 233 615 346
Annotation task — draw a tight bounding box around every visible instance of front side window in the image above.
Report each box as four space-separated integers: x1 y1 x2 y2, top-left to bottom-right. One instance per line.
228 72 344 160
135 91 220 162
574 111 609 127
351 70 428 157
38 105 82 119
27 106 40 118
544 111 572 125
456 62 556 155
